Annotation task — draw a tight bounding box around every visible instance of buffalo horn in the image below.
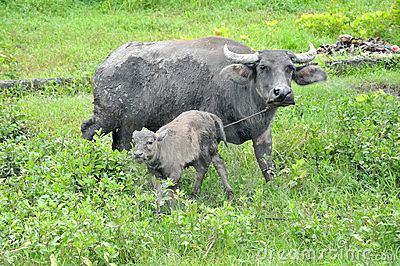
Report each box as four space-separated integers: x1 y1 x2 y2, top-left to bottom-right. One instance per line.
224 44 259 64
291 42 317 63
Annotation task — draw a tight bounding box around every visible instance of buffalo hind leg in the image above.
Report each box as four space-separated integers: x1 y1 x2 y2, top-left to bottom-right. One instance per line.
252 126 274 183
112 124 135 152
211 153 234 199
81 117 102 141
81 117 117 146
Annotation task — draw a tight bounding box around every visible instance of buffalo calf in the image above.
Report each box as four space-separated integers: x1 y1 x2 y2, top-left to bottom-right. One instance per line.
131 110 233 212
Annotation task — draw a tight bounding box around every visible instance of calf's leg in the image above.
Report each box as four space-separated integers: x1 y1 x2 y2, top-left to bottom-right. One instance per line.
154 181 163 214
211 153 234 199
154 179 179 215
191 160 210 199
165 169 183 213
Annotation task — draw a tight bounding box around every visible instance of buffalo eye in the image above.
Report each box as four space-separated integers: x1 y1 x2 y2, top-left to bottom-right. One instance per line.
147 140 153 145
259 65 270 72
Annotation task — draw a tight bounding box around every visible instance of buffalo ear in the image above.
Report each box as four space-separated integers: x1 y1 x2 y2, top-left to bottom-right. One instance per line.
293 65 327 86
219 64 254 85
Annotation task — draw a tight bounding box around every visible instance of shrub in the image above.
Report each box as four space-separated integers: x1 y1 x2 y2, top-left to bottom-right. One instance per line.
348 10 393 38
0 102 29 143
295 12 348 36
296 6 399 41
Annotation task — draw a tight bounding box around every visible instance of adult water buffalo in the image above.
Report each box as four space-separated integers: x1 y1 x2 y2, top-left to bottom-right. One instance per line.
81 36 327 182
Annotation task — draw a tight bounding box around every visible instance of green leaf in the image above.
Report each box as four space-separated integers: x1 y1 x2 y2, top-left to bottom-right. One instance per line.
356 94 368 102
82 257 92 266
104 252 109 263
50 254 57 266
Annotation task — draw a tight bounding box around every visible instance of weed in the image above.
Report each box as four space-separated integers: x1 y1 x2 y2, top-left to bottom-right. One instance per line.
0 100 29 143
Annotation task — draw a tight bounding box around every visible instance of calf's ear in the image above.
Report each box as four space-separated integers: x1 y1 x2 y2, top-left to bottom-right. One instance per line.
155 129 169 142
293 65 327 86
219 64 254 85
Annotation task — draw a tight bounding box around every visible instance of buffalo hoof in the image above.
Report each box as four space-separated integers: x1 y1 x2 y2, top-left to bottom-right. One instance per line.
225 189 234 200
263 168 274 183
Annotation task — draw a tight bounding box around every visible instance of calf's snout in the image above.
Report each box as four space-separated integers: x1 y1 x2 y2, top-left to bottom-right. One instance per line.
132 150 146 163
133 150 144 158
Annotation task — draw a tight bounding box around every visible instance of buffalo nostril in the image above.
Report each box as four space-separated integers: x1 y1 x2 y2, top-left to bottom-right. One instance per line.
274 88 280 96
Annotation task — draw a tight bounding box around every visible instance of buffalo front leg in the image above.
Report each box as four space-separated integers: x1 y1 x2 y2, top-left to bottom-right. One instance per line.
212 153 234 199
252 126 274 183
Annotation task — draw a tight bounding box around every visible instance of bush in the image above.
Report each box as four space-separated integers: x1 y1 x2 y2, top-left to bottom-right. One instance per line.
349 11 393 38
0 102 29 143
295 12 348 36
296 6 399 42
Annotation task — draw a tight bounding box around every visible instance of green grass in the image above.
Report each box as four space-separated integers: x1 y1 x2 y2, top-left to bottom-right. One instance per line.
1 0 398 79
1 0 400 264
2 75 399 265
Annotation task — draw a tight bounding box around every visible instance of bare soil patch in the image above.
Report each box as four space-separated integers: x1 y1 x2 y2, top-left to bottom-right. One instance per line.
354 82 400 97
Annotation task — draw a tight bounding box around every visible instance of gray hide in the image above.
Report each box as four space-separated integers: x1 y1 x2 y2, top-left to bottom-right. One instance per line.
82 36 327 182
131 110 233 212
